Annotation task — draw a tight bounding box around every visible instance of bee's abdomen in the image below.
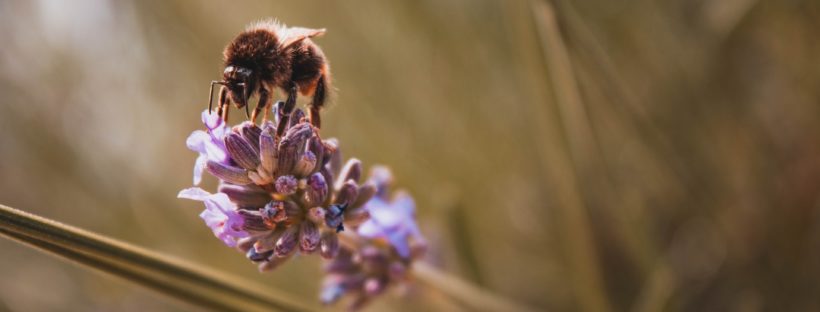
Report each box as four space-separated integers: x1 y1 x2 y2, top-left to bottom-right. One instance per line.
291 42 326 90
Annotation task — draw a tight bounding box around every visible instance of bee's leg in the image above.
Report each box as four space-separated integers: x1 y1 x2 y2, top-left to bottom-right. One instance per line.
308 74 327 128
276 84 298 137
251 86 270 124
217 86 230 122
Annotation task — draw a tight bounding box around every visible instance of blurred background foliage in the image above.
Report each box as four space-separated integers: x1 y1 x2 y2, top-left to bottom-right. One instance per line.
1 0 819 311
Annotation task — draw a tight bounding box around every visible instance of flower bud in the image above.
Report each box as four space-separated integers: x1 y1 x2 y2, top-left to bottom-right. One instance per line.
277 123 313 175
218 184 270 208
274 175 298 195
246 248 273 262
307 137 324 172
299 221 320 253
388 262 407 281
334 180 359 206
240 122 261 153
293 151 317 177
225 133 260 170
320 232 340 259
364 278 386 296
248 169 272 185
340 274 366 289
238 209 273 233
303 172 328 208
307 207 326 224
351 182 377 209
320 167 334 204
360 246 386 264
360 246 388 272
282 201 302 222
335 158 362 190
320 282 345 305
274 225 300 257
206 160 252 185
343 207 370 228
324 258 354 274
254 231 282 253
369 165 394 198
277 143 298 176
236 237 255 253
261 202 280 227
324 138 341 173
259 125 278 174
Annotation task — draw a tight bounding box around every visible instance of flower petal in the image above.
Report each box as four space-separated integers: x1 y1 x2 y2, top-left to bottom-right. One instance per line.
202 109 223 130
178 187 211 201
186 130 211 153
199 192 248 247
193 155 207 185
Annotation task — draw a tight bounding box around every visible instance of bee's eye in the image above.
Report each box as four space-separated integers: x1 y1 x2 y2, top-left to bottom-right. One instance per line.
223 66 235 76
237 67 252 78
223 65 251 81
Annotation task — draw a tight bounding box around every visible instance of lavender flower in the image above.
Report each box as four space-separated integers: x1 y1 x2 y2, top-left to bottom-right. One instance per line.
359 167 424 259
186 110 230 185
183 105 376 271
178 187 249 247
181 103 428 309
320 167 427 310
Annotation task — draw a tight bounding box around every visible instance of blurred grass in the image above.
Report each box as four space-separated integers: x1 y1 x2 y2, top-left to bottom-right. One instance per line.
1 0 820 311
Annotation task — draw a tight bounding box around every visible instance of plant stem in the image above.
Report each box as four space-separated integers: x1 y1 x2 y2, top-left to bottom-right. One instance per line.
0 203 315 312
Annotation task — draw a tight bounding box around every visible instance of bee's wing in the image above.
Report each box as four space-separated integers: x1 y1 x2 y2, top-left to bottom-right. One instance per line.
279 27 326 49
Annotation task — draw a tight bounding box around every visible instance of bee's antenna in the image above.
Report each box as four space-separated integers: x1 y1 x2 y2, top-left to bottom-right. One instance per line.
208 81 226 113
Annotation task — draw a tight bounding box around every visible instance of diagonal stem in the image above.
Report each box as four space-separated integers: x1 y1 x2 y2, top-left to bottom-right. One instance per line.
0 204 315 312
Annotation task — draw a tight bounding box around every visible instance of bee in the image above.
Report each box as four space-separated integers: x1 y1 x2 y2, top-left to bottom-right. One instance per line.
208 20 331 135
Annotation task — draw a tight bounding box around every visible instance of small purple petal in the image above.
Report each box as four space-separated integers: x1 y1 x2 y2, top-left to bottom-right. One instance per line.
200 192 249 247
178 187 211 201
186 130 211 151
185 110 233 184
358 192 422 259
202 109 224 131
193 155 207 185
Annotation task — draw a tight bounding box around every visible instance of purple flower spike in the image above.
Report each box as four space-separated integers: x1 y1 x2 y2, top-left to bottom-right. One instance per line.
178 187 249 247
186 110 230 185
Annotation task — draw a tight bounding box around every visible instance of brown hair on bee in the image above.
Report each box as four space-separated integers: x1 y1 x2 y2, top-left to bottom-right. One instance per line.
208 19 331 136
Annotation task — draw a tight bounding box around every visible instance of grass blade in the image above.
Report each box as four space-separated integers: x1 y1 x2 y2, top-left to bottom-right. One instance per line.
0 203 315 312
530 1 611 311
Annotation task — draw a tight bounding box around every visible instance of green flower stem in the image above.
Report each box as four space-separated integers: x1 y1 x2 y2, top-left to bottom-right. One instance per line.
0 204 315 312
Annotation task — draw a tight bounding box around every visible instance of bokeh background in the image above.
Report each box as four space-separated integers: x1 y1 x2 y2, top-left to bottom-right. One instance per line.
1 0 819 311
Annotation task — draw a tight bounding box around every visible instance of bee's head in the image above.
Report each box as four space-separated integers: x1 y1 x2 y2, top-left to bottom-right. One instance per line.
223 65 254 107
